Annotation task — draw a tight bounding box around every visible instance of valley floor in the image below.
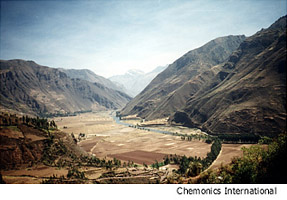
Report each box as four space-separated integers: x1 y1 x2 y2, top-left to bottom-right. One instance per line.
55 111 212 164
1 111 258 184
54 111 252 168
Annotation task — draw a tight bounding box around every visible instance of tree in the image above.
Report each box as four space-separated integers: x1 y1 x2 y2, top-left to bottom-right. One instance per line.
71 133 77 144
178 155 189 174
197 133 287 183
164 156 170 165
205 139 212 144
50 120 57 129
187 162 203 177
154 160 160 169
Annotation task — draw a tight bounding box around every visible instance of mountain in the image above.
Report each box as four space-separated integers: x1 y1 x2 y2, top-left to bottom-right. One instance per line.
170 16 286 137
0 59 131 116
121 35 246 119
58 68 126 93
109 66 167 97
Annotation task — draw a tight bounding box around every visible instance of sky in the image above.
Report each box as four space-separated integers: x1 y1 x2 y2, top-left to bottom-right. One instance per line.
0 0 286 78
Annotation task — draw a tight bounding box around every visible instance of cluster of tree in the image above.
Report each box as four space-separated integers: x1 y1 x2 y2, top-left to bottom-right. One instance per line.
218 133 261 143
67 167 86 179
203 139 222 168
105 158 122 170
122 160 138 168
42 138 69 166
26 116 48 130
77 133 86 141
40 110 92 118
258 136 273 144
0 113 57 130
180 134 214 143
27 116 57 130
41 174 67 184
126 123 152 132
161 139 222 177
41 169 86 184
151 160 165 169
0 113 18 126
197 133 287 183
79 155 122 170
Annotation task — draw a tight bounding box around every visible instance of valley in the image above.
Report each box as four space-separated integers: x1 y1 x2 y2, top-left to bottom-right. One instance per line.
0 15 286 184
55 111 213 164
57 112 261 170
0 111 256 184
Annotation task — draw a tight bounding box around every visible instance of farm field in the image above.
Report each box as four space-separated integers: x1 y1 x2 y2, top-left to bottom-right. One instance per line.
55 111 255 169
55 111 212 165
209 144 255 170
1 111 259 184
2 165 68 184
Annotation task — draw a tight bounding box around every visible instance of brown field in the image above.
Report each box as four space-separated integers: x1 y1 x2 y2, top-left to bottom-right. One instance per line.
110 150 166 165
0 126 24 139
2 165 68 184
55 111 212 165
54 112 118 136
209 144 255 170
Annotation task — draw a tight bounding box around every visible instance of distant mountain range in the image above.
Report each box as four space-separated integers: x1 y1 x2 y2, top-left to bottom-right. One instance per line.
58 68 126 93
1 16 285 137
109 66 167 97
0 60 131 116
121 16 286 136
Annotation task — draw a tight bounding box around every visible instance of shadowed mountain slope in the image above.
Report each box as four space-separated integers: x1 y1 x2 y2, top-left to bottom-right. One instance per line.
121 35 246 119
0 60 131 116
170 16 286 136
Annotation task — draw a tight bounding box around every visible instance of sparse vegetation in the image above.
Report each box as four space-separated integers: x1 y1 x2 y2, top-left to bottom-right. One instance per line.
1 111 284 184
196 133 287 183
217 133 261 144
67 167 86 179
40 110 92 118
156 139 222 177
0 112 57 131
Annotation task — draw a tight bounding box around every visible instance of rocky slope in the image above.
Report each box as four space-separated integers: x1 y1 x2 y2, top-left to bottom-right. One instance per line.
170 16 286 136
0 60 131 116
0 114 85 170
59 68 126 93
121 35 246 119
109 66 167 97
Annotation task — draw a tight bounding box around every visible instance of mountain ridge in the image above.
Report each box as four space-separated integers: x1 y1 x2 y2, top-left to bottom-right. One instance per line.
120 16 286 136
121 35 246 119
58 68 127 94
171 15 287 136
0 59 131 116
109 65 167 97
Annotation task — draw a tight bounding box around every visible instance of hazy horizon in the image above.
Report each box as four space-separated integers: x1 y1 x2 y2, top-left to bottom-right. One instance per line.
1 0 286 78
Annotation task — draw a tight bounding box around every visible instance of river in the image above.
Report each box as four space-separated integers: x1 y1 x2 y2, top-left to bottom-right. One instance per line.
112 115 175 135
